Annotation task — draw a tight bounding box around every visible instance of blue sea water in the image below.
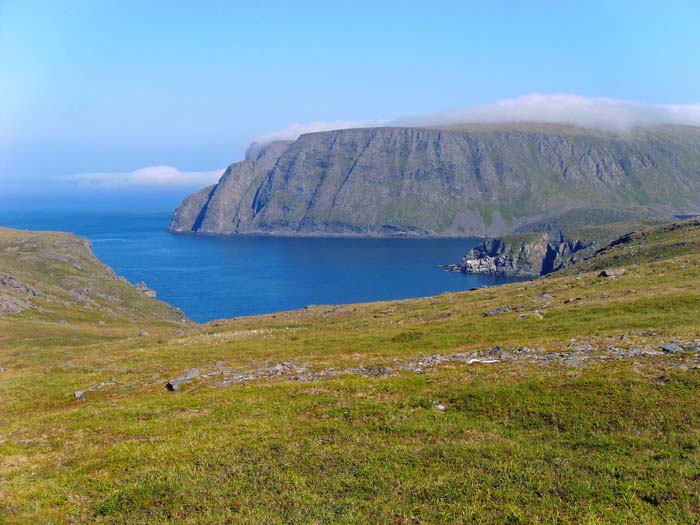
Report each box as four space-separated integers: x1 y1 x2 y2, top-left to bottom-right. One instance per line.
0 210 521 322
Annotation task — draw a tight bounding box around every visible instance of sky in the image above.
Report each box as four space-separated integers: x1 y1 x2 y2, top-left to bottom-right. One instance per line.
1 0 700 210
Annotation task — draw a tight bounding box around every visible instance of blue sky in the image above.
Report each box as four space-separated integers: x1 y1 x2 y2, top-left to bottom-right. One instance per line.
2 0 700 209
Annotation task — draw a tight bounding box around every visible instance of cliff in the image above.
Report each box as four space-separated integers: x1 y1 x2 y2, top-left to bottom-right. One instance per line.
450 217 662 277
451 231 593 277
170 124 700 237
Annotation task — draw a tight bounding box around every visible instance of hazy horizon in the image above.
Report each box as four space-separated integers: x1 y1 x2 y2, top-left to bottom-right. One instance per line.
2 0 700 209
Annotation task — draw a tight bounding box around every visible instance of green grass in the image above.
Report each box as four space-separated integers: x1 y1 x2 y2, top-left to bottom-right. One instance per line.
1 221 700 523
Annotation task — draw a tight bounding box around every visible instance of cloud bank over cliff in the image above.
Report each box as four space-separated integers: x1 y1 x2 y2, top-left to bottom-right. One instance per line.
258 93 700 142
396 93 700 131
254 120 388 144
63 94 700 188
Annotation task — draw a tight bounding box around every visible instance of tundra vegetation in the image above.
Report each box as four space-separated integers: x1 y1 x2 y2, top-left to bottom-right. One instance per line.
1 221 700 523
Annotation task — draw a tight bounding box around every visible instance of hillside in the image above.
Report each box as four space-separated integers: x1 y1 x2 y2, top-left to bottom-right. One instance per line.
2 221 700 522
170 124 700 237
0 227 188 332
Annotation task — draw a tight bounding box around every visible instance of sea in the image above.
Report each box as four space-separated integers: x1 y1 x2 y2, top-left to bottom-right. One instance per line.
0 210 522 322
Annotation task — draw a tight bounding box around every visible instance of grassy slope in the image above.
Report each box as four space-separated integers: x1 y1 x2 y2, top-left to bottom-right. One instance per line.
1 223 700 523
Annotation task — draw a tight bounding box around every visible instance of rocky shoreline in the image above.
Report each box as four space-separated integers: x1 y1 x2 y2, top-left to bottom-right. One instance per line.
444 218 663 277
442 231 592 277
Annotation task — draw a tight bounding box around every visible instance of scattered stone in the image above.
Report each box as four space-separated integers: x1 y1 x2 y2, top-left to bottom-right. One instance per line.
74 390 85 399
0 295 29 316
484 305 510 317
598 268 627 278
166 368 201 391
138 331 149 337
0 273 41 296
682 341 700 352
98 320 105 325
0 365 5 372
660 343 684 354
517 310 544 320
564 297 582 304
488 346 502 355
135 281 157 298
433 402 447 411
535 293 554 301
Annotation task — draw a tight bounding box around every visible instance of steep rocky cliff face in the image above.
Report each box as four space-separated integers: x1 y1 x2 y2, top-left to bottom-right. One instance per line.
449 218 662 277
169 140 293 234
170 124 700 237
451 232 592 277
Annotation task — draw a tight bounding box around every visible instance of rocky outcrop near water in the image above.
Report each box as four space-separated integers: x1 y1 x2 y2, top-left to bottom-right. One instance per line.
447 218 662 277
170 124 700 237
446 231 592 277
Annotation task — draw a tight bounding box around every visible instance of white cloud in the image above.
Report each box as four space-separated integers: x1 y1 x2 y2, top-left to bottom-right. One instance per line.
254 119 388 143
61 94 700 190
63 165 224 188
393 93 700 131
256 94 700 143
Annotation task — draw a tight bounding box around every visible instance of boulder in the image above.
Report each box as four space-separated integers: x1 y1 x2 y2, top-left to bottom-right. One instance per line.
661 343 684 354
598 268 627 278
484 305 510 317
517 310 544 321
135 281 157 298
166 368 200 391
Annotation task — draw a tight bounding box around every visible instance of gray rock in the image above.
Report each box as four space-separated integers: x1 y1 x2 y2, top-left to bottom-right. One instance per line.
517 310 544 320
166 368 201 391
598 268 627 278
661 343 684 354
681 340 700 352
0 273 41 296
0 295 29 315
484 305 510 317
138 331 149 337
74 390 85 399
536 293 555 301
135 281 157 298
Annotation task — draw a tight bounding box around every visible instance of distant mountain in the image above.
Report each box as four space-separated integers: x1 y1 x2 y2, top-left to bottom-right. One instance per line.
169 124 700 237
